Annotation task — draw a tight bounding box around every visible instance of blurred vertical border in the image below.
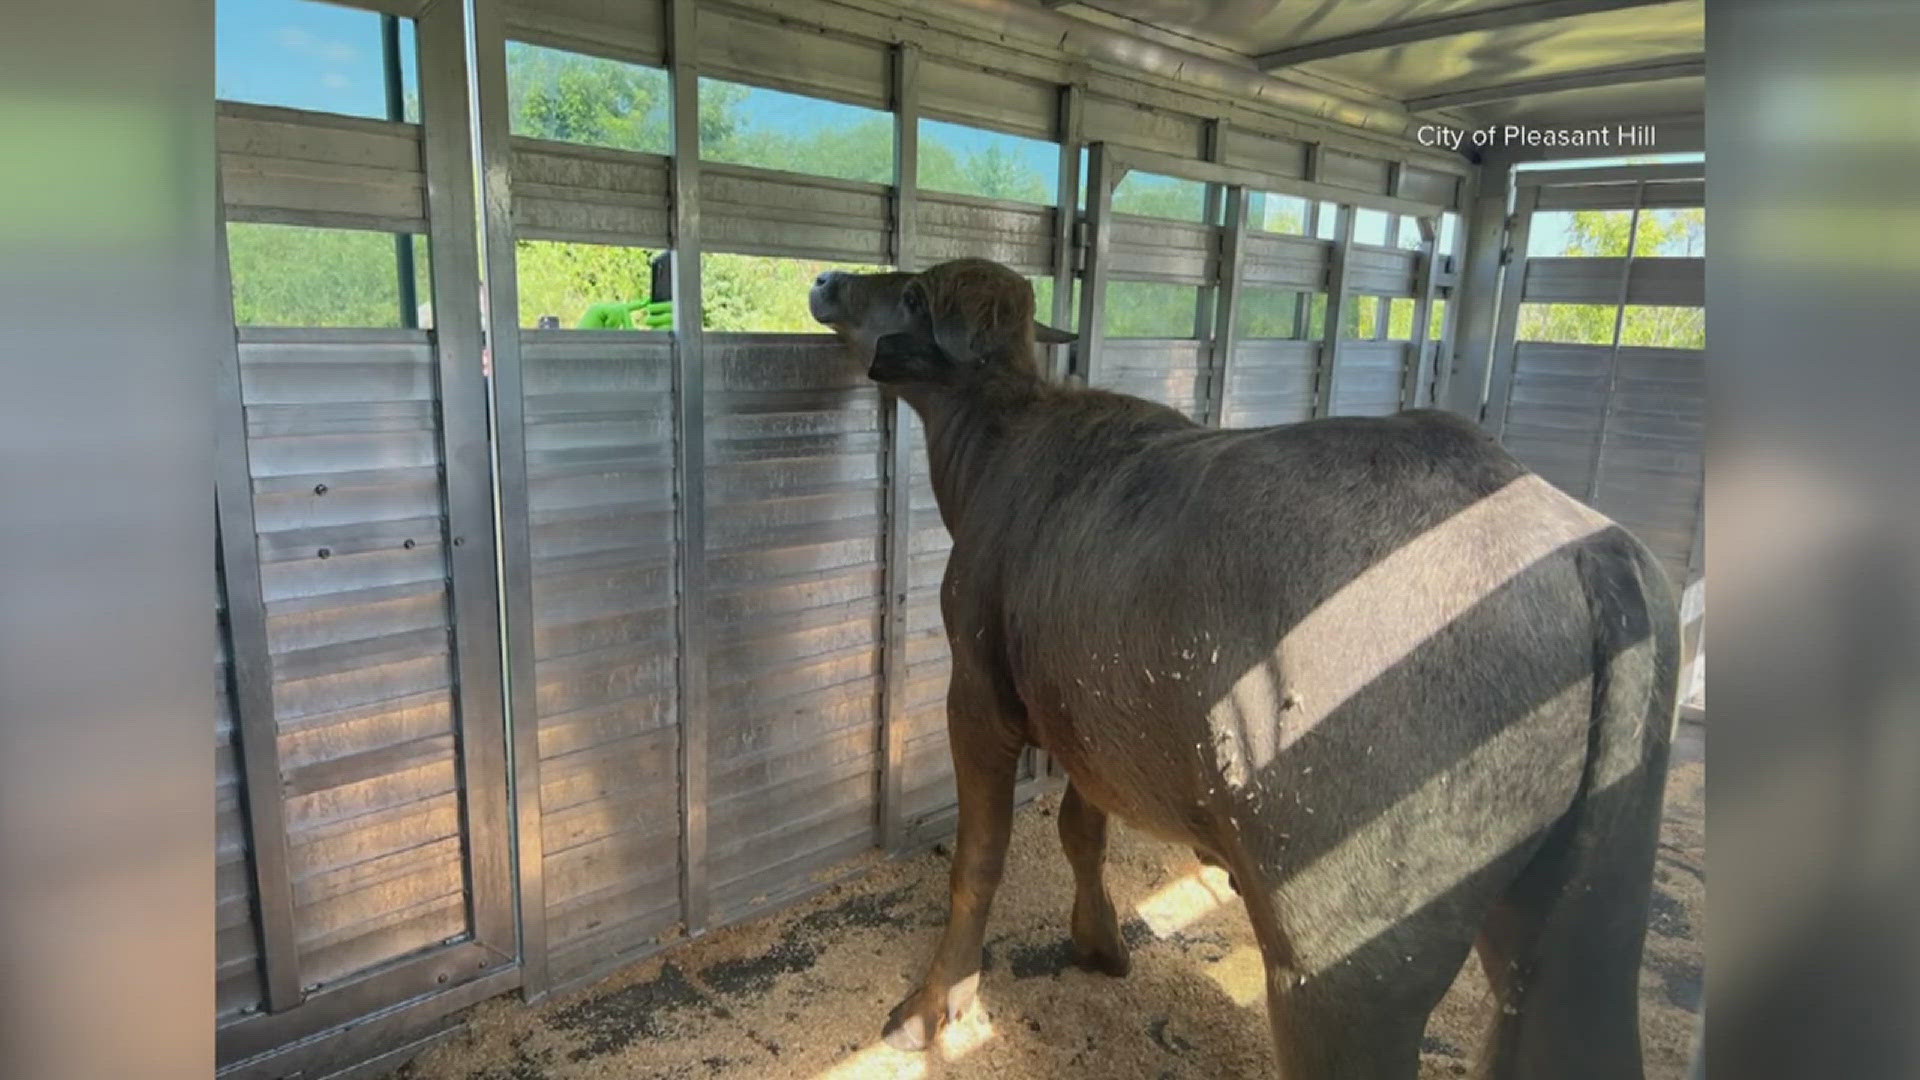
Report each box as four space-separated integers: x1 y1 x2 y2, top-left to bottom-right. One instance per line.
0 1 215 1079
1711 1 1920 1077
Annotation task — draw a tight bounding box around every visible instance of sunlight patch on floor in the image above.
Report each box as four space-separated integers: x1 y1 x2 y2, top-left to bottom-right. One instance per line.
806 1010 995 1080
1133 865 1235 938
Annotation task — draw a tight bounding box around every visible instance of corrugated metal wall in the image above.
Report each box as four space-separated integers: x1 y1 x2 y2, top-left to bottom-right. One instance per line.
703 336 889 920
521 333 685 983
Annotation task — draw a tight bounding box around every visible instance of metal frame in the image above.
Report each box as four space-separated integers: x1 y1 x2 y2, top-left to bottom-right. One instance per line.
418 0 519 964
1254 0 1670 69
470 0 548 1002
1584 178 1647 503
877 42 920 853
1074 141 1115 386
1048 84 1084 382
1208 183 1249 425
1314 203 1355 417
666 0 713 938
1480 184 1539 436
1104 144 1447 219
213 175 303 1018
1406 55 1705 113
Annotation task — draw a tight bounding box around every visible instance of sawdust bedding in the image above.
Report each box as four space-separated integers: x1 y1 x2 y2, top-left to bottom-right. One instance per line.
397 756 1703 1080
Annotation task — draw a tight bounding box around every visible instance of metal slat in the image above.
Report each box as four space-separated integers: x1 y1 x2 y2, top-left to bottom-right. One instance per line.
1209 184 1248 426
1048 83 1083 384
1587 180 1647 504
1314 205 1355 418
1075 142 1115 386
471 0 549 1000
1482 186 1541 437
419 0 518 964
667 0 712 938
214 175 305 1016
878 43 919 853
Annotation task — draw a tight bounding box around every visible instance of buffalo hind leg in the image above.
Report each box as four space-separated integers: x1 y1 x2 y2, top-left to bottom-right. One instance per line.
1240 871 1481 1079
1473 794 1657 1079
882 719 1023 1050
1058 780 1129 976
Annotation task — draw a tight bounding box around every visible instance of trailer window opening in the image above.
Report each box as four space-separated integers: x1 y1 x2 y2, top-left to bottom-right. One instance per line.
698 78 893 185
227 222 431 329
216 0 420 122
918 119 1058 206
504 42 670 155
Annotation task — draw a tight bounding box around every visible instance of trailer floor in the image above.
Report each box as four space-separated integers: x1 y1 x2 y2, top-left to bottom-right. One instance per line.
398 721 1703 1080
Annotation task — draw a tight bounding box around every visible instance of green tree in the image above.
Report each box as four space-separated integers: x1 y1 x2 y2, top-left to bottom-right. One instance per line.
1517 208 1705 348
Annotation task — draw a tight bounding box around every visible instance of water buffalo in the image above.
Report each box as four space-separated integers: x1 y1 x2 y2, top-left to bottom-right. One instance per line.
808 257 1678 1078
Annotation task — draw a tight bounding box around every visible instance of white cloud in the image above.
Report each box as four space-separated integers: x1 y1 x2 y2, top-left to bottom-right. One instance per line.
321 73 352 91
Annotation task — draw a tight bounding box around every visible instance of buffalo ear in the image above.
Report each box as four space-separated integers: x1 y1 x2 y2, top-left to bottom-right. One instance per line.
1033 322 1077 345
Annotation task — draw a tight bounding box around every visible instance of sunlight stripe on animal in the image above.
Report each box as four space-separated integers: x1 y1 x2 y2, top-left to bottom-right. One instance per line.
1206 475 1612 785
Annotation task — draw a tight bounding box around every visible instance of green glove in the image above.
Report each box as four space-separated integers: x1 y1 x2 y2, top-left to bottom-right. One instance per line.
577 299 648 330
641 299 673 329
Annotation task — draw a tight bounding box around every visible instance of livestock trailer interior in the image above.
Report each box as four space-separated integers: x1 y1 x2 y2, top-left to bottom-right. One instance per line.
209 0 1704 1074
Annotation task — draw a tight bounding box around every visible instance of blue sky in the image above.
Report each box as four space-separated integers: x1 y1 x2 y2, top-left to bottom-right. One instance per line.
217 0 417 119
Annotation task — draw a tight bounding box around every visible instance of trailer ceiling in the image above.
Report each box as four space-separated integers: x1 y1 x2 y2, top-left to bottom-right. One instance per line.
1048 0 1704 135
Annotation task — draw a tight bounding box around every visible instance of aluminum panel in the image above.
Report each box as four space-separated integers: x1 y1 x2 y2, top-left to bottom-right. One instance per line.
216 584 266 1022
700 165 891 263
517 333 685 984
1109 214 1218 285
1220 126 1309 180
918 57 1055 139
504 0 666 64
1223 340 1318 428
1591 346 1705 583
233 337 472 992
698 6 888 109
1242 233 1330 289
911 192 1056 275
1097 339 1209 420
1327 341 1409 418
1318 148 1392 196
1500 342 1612 499
1081 93 1206 158
1345 246 1419 297
218 104 426 232
510 138 672 246
702 335 886 921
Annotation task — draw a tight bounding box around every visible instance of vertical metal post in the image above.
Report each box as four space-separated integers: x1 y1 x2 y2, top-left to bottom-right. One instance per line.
1313 204 1354 418
1048 84 1083 381
213 177 303 1015
470 0 547 999
666 0 712 937
1480 184 1539 437
1208 184 1248 427
1074 141 1114 387
1193 119 1225 348
877 43 919 854
1406 212 1442 409
1431 170 1472 409
1294 142 1322 342
417 0 517 960
382 14 418 330
1449 162 1515 421
1586 179 1647 504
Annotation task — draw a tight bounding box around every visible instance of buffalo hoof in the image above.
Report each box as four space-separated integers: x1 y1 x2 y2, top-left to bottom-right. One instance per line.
1072 939 1132 978
881 984 972 1051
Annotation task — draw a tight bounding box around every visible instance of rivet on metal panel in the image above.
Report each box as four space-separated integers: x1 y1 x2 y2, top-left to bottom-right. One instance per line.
452 536 465 547
317 548 331 559
313 483 327 495
403 538 416 549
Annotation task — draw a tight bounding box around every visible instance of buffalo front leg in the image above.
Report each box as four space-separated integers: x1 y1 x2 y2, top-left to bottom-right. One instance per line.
882 714 1023 1051
1059 780 1129 976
